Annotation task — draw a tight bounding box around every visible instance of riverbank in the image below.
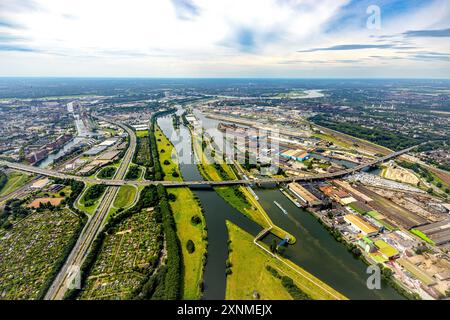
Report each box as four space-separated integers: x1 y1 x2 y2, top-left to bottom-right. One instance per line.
226 221 347 300
153 121 208 299
189 125 296 244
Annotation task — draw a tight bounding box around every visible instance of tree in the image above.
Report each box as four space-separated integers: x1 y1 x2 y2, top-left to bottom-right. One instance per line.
186 240 195 254
171 171 179 178
270 239 277 253
167 193 176 201
191 215 201 225
277 246 286 256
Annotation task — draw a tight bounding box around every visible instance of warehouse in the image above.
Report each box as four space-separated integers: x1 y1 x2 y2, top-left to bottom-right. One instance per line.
344 214 379 236
280 148 309 161
374 240 399 260
288 182 322 206
416 219 450 246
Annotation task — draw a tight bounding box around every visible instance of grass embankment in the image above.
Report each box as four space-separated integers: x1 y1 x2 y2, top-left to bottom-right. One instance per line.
0 172 31 197
312 133 353 150
168 188 207 299
225 221 346 300
154 125 182 181
113 185 137 209
192 132 295 243
155 124 207 299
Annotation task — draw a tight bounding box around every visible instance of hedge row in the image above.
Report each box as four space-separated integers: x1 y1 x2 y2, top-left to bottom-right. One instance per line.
265 265 312 300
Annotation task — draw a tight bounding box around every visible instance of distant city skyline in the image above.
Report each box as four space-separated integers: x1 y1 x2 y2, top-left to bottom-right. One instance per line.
0 0 449 77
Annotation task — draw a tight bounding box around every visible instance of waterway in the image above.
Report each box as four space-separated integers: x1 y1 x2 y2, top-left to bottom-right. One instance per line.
158 110 404 300
38 137 84 168
157 114 263 300
39 105 91 168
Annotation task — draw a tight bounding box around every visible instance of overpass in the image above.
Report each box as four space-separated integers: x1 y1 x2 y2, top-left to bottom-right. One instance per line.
0 144 419 188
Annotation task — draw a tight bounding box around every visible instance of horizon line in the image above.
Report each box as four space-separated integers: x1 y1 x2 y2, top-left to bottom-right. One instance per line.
1 76 450 80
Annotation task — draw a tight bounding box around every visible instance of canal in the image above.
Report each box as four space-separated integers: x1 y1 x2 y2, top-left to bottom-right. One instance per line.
157 114 263 300
38 137 85 168
158 110 404 300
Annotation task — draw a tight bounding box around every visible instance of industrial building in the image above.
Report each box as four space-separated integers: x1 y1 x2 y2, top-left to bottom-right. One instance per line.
280 148 309 161
288 182 322 206
344 214 379 236
30 178 50 190
416 219 450 246
374 240 399 260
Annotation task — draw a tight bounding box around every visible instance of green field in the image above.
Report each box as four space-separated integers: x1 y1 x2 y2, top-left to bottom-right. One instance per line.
0 172 31 197
113 185 137 209
154 126 207 299
226 221 346 300
168 187 207 299
155 125 182 181
226 221 292 300
135 130 149 138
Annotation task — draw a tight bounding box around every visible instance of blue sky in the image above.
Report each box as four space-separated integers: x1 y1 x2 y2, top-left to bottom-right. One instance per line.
0 0 449 77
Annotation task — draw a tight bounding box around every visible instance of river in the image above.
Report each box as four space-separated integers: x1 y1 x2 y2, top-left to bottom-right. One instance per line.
158 110 404 300
157 114 263 300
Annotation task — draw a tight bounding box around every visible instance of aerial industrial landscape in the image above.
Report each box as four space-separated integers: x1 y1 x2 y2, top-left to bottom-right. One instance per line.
0 78 449 301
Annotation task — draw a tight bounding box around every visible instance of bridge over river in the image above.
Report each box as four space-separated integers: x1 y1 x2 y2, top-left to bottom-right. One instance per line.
0 144 419 187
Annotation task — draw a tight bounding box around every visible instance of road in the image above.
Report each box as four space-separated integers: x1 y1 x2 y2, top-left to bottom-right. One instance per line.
44 118 136 300
1 144 418 188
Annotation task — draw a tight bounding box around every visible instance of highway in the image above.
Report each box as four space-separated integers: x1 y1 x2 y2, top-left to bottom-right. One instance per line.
1 144 418 188
43 118 136 300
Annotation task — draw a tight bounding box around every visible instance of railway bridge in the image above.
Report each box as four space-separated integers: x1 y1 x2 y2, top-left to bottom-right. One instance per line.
0 144 419 187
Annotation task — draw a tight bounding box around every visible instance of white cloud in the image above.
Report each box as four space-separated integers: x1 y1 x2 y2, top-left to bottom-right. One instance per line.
0 0 449 76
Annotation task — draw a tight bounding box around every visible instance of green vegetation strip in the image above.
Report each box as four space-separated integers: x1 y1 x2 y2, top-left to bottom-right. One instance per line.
225 221 346 300
410 229 435 245
168 188 207 299
153 120 207 299
155 124 182 181
0 172 31 197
